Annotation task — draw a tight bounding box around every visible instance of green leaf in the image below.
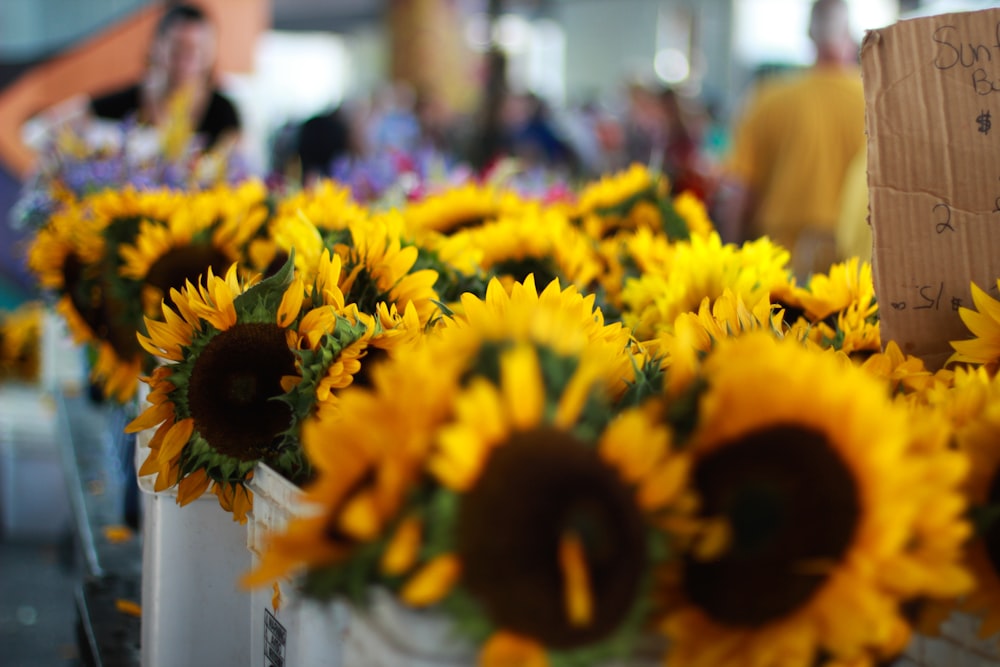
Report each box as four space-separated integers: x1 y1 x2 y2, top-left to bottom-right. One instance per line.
235 249 296 319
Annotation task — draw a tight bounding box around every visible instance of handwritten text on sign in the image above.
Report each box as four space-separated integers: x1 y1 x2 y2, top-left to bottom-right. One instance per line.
862 8 1000 369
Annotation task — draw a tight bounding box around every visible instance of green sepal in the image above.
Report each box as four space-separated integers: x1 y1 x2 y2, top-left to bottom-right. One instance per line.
619 352 665 409
234 249 296 322
664 375 708 446
590 183 659 221
300 540 383 605
413 246 489 304
264 445 312 487
181 431 257 485
276 313 369 430
658 197 691 242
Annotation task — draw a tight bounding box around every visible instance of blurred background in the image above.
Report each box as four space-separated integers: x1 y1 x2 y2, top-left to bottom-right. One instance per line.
0 0 991 310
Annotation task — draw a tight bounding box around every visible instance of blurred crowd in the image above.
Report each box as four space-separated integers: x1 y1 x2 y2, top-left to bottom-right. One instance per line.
268 0 867 282
269 76 725 203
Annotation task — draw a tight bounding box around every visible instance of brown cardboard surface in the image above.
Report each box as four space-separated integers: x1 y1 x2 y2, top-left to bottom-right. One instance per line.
862 8 1000 369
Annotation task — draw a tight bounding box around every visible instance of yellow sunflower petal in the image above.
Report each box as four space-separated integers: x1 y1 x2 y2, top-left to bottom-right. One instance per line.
158 418 195 462
400 554 461 607
501 344 544 431
380 515 423 576
479 631 549 667
176 469 210 506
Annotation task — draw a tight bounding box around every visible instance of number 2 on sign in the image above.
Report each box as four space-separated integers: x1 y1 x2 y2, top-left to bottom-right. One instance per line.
914 282 945 310
933 203 954 233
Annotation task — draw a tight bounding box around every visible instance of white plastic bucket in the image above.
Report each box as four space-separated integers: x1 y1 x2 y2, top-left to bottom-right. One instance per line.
40 309 86 393
903 612 1000 667
247 463 336 667
136 430 251 667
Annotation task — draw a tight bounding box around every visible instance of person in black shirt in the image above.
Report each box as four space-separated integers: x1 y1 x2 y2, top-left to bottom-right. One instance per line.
89 3 240 151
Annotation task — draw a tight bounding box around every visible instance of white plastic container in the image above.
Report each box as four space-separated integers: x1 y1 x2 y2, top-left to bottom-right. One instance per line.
136 430 251 667
902 612 1000 667
247 464 474 667
40 309 86 393
247 463 337 667
0 384 69 540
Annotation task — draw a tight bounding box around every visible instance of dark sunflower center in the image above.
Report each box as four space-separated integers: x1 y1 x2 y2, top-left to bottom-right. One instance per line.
442 215 488 235
344 265 388 316
491 257 559 289
456 427 646 649
145 245 232 295
263 250 291 279
683 424 860 628
63 253 104 334
983 468 1000 577
187 323 296 461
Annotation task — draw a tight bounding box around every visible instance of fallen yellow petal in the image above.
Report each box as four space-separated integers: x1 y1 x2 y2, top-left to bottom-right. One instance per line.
102 525 134 544
115 599 142 617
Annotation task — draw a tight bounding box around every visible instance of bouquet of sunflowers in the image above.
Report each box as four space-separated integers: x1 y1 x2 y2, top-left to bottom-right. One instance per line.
93 162 1000 665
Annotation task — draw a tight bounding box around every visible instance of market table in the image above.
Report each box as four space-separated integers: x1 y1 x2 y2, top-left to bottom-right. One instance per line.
55 390 141 667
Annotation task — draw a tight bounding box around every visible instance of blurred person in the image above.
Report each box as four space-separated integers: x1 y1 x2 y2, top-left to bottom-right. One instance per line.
621 81 665 168
716 0 864 279
88 3 241 151
658 87 711 199
296 105 356 185
363 81 421 157
506 92 578 172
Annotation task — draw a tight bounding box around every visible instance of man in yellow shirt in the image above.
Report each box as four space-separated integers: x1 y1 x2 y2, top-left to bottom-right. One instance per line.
718 0 865 279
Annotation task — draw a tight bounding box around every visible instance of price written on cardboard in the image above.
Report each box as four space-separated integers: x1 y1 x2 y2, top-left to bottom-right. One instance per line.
862 8 1000 369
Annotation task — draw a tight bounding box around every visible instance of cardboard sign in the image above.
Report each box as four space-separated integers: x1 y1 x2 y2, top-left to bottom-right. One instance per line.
862 8 1000 369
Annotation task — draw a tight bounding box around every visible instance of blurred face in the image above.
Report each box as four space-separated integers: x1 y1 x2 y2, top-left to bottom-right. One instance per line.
155 19 215 89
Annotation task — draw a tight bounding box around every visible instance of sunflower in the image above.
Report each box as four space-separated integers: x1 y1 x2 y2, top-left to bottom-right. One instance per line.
126 261 305 521
672 190 715 238
621 233 792 342
336 212 440 325
401 182 526 238
283 299 423 423
116 185 259 317
650 289 792 400
275 179 367 234
440 207 601 292
398 343 686 666
257 181 369 279
857 340 947 401
243 331 470 587
662 332 971 667
31 216 149 402
950 280 1000 372
786 258 876 324
924 367 1000 637
443 274 638 401
593 226 675 312
27 204 107 345
574 164 688 242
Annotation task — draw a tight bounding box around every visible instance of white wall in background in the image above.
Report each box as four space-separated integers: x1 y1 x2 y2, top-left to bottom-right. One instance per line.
734 0 899 67
222 29 385 174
